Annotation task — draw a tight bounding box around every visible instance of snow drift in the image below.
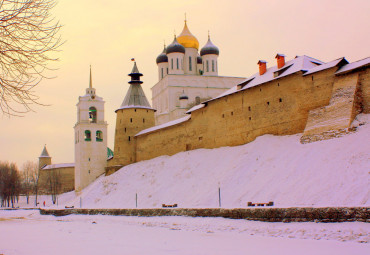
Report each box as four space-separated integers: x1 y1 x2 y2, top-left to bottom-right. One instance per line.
62 114 369 209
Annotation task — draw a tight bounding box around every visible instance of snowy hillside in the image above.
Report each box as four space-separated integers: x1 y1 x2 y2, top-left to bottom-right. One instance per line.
61 114 369 209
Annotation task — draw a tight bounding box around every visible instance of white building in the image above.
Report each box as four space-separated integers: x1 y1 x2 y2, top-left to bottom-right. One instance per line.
152 20 245 125
74 67 108 192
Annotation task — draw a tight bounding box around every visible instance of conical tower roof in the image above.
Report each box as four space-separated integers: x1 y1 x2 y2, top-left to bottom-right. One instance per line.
39 145 50 158
116 62 154 112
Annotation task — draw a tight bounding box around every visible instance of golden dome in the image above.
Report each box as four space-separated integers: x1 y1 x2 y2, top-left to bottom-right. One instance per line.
177 21 199 49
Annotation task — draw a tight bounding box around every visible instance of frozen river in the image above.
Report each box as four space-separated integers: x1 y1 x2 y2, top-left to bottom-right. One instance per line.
0 210 369 255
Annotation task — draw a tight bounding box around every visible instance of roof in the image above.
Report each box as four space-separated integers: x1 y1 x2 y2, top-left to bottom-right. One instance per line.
42 163 75 170
205 55 325 103
39 146 50 158
303 57 348 76
136 115 191 136
335 57 370 75
186 103 205 114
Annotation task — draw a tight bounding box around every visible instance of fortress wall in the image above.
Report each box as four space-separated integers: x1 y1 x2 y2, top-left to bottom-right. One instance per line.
136 69 340 162
38 167 75 194
359 68 370 113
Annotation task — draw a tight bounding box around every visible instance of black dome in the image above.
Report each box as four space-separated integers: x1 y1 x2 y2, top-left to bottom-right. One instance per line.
179 91 188 100
166 37 185 54
200 37 219 56
156 47 168 64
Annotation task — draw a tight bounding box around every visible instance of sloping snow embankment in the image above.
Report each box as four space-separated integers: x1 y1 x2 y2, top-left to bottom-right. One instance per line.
59 114 369 209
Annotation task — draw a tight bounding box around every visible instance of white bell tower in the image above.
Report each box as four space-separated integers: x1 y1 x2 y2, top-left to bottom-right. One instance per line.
74 66 107 192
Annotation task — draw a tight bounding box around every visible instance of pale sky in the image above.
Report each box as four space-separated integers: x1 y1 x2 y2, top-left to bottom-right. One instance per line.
1 0 369 169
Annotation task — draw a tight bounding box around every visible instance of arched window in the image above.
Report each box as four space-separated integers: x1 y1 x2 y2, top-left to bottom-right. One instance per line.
161 68 163 78
85 130 91 141
171 59 173 69
195 96 201 105
212 60 215 72
176 58 179 69
96 131 103 142
206 60 209 72
189 56 192 71
89 107 97 123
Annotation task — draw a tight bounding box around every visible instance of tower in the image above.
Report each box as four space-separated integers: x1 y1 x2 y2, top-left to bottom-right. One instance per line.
38 145 51 170
200 34 219 76
166 36 185 75
177 20 199 75
74 66 107 192
110 61 155 167
156 44 169 81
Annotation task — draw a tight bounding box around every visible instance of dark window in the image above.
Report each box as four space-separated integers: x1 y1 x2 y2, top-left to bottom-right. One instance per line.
130 118 132 123
222 114 224 118
195 96 201 105
231 112 233 115
278 83 280 86
312 76 314 81
199 137 203 141
96 130 103 142
279 98 282 102
89 107 97 123
267 101 270 105
248 106 251 111
135 109 136 112
249 117 251 120
212 60 215 72
84 130 91 141
177 58 179 69
171 59 173 69
161 68 163 78
206 60 209 72
128 136 131 141
189 56 192 71
124 128 126 133
143 118 145 123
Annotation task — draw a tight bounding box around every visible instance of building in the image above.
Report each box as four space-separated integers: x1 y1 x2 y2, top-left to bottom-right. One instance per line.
152 20 245 125
74 67 108 192
37 145 75 194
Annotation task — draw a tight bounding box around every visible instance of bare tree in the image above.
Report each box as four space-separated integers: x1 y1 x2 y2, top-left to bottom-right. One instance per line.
48 169 60 204
0 161 21 207
21 161 38 204
0 0 62 116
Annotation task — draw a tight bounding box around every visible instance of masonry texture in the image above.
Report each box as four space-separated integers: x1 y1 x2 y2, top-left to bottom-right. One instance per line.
40 207 370 223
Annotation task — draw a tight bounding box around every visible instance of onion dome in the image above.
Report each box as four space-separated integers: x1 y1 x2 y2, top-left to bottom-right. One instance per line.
156 45 168 64
200 35 219 56
166 36 185 54
179 91 188 100
177 21 199 49
197 55 202 64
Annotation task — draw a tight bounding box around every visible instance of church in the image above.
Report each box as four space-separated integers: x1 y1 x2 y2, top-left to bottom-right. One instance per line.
37 20 370 194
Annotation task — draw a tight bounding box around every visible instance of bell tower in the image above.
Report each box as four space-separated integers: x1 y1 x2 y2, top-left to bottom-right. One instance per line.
74 66 107 192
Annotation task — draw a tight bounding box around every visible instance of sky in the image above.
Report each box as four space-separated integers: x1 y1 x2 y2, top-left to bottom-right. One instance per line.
1 0 369 169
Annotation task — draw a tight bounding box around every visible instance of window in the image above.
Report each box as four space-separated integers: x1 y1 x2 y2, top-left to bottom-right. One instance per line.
248 106 251 111
96 131 103 142
143 118 145 123
167 68 168 74
130 118 132 123
195 96 201 105
161 68 163 78
128 136 131 141
267 101 270 105
177 58 179 69
279 98 282 102
249 117 252 121
84 130 91 141
212 60 215 72
171 59 173 69
231 112 233 116
206 60 209 72
89 107 97 123
124 127 126 133
189 56 192 71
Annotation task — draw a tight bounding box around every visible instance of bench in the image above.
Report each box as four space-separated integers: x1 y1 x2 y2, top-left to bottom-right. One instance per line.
162 203 178 208
247 201 274 207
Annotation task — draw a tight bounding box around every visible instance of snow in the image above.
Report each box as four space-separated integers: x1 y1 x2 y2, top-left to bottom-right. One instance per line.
42 163 75 170
335 57 370 75
136 115 191 136
0 210 369 255
49 113 370 209
186 103 205 114
205 55 325 103
303 57 346 76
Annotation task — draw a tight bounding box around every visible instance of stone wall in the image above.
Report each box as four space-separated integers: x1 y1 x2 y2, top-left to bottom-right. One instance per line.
40 207 369 223
136 68 344 162
38 167 75 194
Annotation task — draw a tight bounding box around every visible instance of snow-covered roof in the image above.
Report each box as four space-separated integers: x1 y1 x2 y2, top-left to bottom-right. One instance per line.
205 55 324 103
39 145 50 158
335 57 370 75
42 163 75 170
136 115 191 136
186 104 205 114
303 57 348 76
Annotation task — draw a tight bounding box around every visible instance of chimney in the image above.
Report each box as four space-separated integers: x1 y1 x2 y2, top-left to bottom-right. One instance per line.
275 54 285 69
258 60 267 75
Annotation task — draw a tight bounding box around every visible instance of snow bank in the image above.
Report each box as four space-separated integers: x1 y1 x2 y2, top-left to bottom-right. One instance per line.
60 114 369 209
